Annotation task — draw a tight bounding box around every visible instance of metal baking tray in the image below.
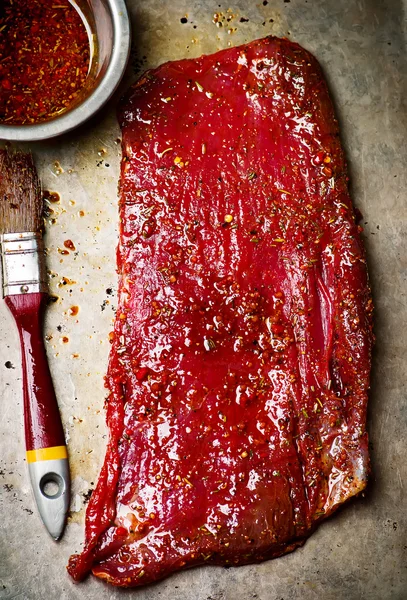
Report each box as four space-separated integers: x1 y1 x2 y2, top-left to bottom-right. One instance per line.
0 1 405 598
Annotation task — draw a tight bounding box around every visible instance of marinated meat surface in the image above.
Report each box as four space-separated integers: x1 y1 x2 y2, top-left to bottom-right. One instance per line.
68 36 373 587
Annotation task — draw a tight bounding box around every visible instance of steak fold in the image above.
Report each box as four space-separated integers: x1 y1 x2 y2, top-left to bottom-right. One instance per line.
68 36 373 587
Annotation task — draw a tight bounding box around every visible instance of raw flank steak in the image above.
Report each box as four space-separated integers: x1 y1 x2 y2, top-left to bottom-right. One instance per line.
68 36 373 587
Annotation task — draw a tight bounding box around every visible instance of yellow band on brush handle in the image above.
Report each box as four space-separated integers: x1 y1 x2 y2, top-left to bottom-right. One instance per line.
26 445 68 463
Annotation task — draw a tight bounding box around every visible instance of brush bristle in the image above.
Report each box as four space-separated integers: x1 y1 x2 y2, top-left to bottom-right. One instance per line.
0 147 42 234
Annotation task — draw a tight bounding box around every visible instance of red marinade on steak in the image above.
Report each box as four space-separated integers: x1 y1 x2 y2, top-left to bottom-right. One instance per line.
68 36 373 587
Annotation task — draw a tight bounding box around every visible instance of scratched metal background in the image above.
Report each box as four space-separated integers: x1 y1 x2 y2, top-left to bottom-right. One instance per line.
0 1 406 598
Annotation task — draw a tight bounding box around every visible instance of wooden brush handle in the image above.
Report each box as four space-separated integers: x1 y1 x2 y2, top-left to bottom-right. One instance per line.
5 292 66 451
5 292 70 540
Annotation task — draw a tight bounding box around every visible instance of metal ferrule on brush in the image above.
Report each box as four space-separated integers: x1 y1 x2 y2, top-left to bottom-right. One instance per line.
1 232 47 297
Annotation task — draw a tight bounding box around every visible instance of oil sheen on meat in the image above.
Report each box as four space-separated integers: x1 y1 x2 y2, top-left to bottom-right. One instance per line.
68 36 373 587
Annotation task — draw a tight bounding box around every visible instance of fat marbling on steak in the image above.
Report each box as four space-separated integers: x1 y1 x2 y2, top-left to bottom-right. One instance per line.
68 36 373 587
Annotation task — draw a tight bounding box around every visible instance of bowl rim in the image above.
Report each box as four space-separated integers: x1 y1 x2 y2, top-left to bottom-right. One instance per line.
0 0 131 142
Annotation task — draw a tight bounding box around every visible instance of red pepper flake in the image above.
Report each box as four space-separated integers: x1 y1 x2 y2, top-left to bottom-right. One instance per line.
64 239 76 251
1 79 12 90
313 151 325 165
116 526 128 537
136 367 149 382
0 0 90 124
43 190 60 204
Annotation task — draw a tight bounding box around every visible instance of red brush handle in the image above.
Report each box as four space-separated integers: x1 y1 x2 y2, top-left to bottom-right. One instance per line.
5 292 65 451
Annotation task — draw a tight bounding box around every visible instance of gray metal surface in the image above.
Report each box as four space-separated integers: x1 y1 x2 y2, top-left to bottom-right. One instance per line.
0 0 406 598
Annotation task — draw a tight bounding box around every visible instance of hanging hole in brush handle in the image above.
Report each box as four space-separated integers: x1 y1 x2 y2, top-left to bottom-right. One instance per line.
41 474 64 498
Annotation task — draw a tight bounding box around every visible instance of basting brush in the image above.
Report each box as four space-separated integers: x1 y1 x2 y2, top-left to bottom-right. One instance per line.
0 147 70 540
